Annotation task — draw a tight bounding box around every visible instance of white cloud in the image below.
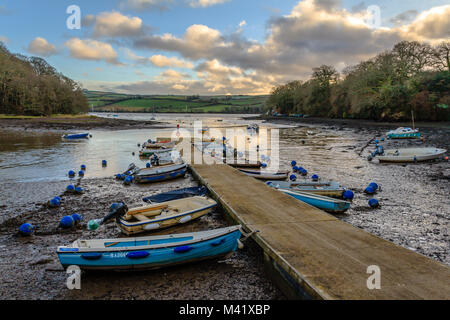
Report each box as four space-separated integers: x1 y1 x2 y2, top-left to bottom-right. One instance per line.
188 0 231 8
93 11 143 37
65 38 122 65
27 37 57 57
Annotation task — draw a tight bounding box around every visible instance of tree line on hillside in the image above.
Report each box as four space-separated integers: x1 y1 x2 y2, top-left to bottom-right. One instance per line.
0 42 88 116
266 41 450 121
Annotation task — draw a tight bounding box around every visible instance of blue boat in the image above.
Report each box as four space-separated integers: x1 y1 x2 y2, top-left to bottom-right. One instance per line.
63 133 89 139
56 226 242 270
277 189 351 213
134 163 187 184
143 186 207 203
266 180 345 198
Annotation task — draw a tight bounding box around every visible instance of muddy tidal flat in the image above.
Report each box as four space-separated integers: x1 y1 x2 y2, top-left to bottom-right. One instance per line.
0 114 449 300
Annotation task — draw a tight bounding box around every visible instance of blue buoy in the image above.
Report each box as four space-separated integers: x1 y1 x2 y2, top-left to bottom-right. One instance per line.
291 160 297 167
75 186 83 194
290 174 297 181
78 170 84 177
124 177 132 185
19 223 34 236
413 156 417 163
81 165 86 171
66 184 75 192
102 160 107 167
369 182 379 190
364 186 375 194
115 174 122 180
375 140 379 144
343 190 354 200
49 197 60 207
68 170 75 177
261 163 267 168
300 169 308 176
312 174 319 181
292 166 299 172
381 138 385 141
60 216 74 228
368 198 380 208
146 163 151 168
71 213 82 224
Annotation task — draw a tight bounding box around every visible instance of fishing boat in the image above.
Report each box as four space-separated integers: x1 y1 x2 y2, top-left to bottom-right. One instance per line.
134 163 187 183
238 168 289 180
143 186 207 203
227 160 262 168
378 147 447 163
62 133 89 139
118 196 217 235
142 140 176 149
57 226 242 270
386 127 420 139
139 148 174 158
266 180 345 198
275 188 350 213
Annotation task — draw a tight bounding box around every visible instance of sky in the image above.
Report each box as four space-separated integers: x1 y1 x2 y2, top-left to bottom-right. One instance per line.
0 0 449 95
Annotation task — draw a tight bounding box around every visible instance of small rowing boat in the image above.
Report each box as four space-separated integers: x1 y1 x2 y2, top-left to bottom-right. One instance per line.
118 196 217 234
139 148 174 158
266 180 345 197
378 147 447 163
62 133 89 139
143 186 207 203
142 140 176 149
57 226 241 270
276 188 351 213
134 163 187 183
238 168 289 180
386 127 420 139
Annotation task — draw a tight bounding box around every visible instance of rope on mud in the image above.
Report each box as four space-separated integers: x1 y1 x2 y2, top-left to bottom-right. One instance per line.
357 136 376 156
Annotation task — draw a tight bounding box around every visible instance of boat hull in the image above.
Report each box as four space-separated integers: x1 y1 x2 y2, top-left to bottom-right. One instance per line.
238 169 288 180
135 167 187 183
266 181 345 198
387 132 421 139
280 189 350 213
378 148 447 163
57 227 241 271
63 133 89 139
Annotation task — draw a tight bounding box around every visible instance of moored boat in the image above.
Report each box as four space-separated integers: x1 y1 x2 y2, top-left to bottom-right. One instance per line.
227 160 262 168
378 147 447 163
276 188 351 213
118 196 217 234
142 140 176 149
57 226 241 270
62 133 89 139
139 148 174 158
266 180 345 198
143 186 207 203
386 127 420 139
134 163 187 183
238 168 289 180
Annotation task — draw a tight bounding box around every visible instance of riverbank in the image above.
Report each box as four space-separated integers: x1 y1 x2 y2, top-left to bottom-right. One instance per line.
0 114 165 131
245 115 450 130
0 175 284 300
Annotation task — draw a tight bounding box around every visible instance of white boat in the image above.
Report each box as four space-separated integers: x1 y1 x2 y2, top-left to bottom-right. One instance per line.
238 168 289 180
378 147 447 163
386 127 420 139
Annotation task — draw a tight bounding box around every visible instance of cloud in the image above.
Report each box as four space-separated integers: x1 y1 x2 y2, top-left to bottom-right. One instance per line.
120 0 173 11
159 69 191 79
27 37 57 57
188 0 231 8
124 49 193 68
81 14 96 27
93 11 144 37
239 20 247 28
0 35 9 44
65 38 122 65
389 10 418 26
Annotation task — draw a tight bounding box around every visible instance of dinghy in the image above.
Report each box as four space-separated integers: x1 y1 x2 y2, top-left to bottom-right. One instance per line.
118 196 217 235
227 160 262 168
238 168 289 180
142 140 176 149
386 127 420 139
276 188 350 213
139 148 174 158
143 186 207 203
134 163 187 183
266 180 345 197
378 147 446 163
62 133 89 139
57 226 241 270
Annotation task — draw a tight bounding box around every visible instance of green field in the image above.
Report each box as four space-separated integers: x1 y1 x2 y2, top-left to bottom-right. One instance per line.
85 91 267 113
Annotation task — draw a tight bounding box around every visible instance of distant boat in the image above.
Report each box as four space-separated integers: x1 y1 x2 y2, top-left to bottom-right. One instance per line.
118 196 217 235
142 140 176 149
386 127 420 139
276 188 351 213
62 133 89 140
57 226 242 271
143 186 208 203
139 148 174 158
266 180 345 198
238 168 289 180
134 163 187 183
378 147 447 163
227 160 262 168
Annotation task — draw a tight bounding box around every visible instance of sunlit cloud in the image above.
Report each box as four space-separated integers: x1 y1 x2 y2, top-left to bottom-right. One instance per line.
27 37 57 57
65 38 122 65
